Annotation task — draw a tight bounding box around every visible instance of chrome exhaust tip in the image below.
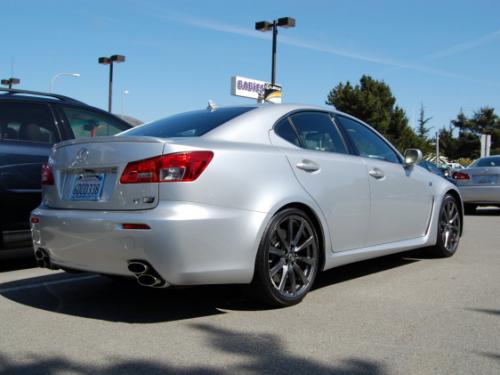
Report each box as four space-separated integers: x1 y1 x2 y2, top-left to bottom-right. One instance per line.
127 261 148 275
127 259 167 288
137 274 163 287
34 248 52 268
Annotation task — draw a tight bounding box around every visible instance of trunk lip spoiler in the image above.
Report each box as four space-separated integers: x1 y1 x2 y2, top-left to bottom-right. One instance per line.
53 136 168 150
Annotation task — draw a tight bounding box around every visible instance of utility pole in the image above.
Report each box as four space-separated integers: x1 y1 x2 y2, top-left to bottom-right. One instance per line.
435 131 440 166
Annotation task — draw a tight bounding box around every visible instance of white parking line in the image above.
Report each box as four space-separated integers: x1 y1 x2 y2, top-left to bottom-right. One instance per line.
0 274 99 294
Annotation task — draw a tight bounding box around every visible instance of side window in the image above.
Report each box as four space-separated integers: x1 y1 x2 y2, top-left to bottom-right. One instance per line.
290 112 348 154
0 102 59 144
274 117 300 146
336 115 400 163
62 106 129 138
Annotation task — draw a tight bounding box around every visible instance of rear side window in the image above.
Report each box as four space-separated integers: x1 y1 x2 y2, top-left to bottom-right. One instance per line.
62 106 129 138
289 112 348 154
274 117 301 146
0 102 59 144
336 115 400 164
472 157 500 167
122 107 255 138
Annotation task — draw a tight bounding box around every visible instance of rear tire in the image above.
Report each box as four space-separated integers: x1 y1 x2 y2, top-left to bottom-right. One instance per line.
252 208 320 307
464 203 476 215
431 194 461 257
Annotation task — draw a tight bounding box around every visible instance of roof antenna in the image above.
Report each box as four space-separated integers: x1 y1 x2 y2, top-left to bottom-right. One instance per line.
207 100 217 111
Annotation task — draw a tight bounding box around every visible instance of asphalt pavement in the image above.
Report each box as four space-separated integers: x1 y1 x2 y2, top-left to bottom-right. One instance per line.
0 209 499 374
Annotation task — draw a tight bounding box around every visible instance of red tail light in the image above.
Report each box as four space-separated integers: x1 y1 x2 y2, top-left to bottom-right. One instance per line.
120 151 214 184
122 223 151 230
41 163 54 185
453 172 470 180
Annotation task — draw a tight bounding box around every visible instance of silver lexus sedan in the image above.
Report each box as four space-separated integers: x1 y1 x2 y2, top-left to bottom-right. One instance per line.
453 155 500 214
31 104 463 307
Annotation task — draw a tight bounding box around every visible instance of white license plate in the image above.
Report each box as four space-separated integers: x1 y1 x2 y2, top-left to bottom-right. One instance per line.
70 174 105 201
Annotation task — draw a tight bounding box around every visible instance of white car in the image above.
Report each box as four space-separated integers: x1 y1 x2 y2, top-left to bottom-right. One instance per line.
31 104 463 306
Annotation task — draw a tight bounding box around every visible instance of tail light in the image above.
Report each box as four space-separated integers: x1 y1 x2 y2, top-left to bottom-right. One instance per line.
41 163 54 185
120 151 213 184
453 172 470 180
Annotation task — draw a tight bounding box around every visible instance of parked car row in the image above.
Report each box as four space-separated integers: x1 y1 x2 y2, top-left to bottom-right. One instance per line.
0 89 132 250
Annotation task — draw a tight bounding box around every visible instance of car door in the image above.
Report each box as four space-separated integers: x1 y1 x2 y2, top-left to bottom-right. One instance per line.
0 101 61 246
269 111 371 252
335 114 434 245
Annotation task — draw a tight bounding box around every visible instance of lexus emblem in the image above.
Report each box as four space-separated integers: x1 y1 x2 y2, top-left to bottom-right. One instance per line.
72 147 90 166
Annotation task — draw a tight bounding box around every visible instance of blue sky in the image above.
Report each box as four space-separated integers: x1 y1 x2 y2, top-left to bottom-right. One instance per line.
3 0 500 132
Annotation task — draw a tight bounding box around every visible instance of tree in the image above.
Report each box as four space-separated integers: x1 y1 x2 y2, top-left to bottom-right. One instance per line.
326 75 422 151
417 103 432 140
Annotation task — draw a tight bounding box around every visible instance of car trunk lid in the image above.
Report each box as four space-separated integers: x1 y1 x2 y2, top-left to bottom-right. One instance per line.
43 136 167 210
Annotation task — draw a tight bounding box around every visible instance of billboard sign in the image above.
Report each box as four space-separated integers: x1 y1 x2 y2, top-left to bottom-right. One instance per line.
231 75 282 103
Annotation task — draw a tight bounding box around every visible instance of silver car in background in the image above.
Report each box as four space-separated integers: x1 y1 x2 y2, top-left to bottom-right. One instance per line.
453 155 500 214
31 104 463 307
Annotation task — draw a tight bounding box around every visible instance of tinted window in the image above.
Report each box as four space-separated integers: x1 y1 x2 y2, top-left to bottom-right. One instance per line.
471 156 500 167
62 106 129 138
274 117 300 146
336 115 400 163
0 102 59 144
289 112 348 154
122 107 255 138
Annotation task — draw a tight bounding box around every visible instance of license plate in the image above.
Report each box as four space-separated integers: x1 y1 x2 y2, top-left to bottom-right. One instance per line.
70 174 105 201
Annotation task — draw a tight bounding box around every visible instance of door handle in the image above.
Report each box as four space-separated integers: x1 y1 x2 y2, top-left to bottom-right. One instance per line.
369 168 385 179
296 160 320 173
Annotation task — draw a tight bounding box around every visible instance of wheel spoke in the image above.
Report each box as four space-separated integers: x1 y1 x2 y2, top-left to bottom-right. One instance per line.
449 212 459 225
296 256 314 265
292 222 305 246
293 263 308 285
288 218 294 246
288 266 297 293
444 230 450 249
295 236 314 253
269 246 284 257
277 228 289 250
278 265 288 291
270 259 285 277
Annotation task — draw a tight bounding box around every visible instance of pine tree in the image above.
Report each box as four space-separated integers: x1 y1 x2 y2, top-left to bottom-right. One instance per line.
326 75 421 152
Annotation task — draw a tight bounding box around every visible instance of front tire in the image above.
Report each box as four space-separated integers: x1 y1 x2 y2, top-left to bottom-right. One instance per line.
431 195 461 257
252 208 320 307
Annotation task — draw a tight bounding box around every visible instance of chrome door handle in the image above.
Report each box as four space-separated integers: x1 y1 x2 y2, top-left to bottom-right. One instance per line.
369 168 385 179
296 160 320 173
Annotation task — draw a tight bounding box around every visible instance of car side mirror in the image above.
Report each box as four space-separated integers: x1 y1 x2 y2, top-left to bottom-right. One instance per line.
404 149 423 167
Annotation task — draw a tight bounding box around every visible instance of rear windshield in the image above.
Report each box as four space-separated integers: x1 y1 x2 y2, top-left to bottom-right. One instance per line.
120 107 255 138
470 156 500 167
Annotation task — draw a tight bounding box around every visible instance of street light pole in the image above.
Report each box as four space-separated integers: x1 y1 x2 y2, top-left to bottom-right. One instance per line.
1 77 20 89
50 73 80 92
98 55 126 113
255 17 296 86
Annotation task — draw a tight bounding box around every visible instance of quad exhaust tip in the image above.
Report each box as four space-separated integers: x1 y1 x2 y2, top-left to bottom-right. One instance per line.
127 260 167 288
34 248 58 270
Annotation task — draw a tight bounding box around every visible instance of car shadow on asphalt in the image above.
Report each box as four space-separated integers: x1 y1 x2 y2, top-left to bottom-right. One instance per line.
467 207 500 216
0 252 422 324
0 323 389 374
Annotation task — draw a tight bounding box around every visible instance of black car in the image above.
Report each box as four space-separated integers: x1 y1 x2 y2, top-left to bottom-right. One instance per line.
418 160 456 185
0 88 132 250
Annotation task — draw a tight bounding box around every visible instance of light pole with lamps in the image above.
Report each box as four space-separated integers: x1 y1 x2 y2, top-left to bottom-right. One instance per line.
1 78 20 89
50 73 80 92
98 54 126 113
255 17 296 85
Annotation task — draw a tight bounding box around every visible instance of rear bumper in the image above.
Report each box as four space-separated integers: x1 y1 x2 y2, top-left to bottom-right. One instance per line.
457 185 500 204
31 202 267 285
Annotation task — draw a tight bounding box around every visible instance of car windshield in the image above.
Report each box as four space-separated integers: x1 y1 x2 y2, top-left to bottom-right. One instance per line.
470 156 500 167
120 107 255 138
